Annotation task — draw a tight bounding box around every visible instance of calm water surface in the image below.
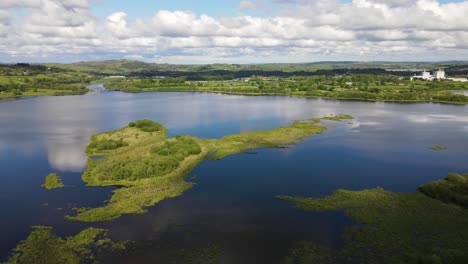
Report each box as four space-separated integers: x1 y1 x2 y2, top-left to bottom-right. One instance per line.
1 88 467 263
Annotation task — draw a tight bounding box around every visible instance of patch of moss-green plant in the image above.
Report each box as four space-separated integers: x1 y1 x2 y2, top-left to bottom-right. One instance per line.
175 244 224 264
211 121 327 160
42 173 64 190
279 174 468 264
320 114 354 121
67 116 346 222
86 138 128 154
282 241 335 264
418 173 468 207
134 119 164 132
5 226 125 264
431 145 447 150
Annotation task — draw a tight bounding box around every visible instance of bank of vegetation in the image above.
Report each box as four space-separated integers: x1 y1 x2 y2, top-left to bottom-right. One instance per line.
2 61 467 104
100 74 468 104
279 172 468 264
0 64 89 98
5 226 125 264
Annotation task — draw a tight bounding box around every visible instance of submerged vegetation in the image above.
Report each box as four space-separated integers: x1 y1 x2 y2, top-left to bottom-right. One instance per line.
6 226 125 264
279 173 468 264
42 173 64 190
66 116 345 222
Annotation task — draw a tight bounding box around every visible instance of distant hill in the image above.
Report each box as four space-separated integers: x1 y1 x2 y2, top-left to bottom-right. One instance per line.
38 60 468 78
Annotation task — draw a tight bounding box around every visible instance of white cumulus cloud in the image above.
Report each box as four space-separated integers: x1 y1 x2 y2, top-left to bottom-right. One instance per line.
0 0 467 62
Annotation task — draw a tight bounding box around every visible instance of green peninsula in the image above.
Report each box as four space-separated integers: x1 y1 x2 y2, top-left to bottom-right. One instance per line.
279 173 468 264
67 116 350 222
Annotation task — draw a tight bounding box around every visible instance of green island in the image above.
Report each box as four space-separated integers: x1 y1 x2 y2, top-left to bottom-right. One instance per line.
279 173 468 264
66 115 352 222
42 173 64 190
431 145 447 150
5 226 125 264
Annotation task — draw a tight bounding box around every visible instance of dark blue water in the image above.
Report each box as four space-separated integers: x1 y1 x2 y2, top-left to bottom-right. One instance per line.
1 90 467 263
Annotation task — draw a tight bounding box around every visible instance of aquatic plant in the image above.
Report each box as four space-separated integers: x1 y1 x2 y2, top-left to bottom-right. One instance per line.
279 173 468 264
6 226 125 264
431 145 447 150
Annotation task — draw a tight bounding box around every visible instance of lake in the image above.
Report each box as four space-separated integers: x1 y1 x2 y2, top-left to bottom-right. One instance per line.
1 88 467 263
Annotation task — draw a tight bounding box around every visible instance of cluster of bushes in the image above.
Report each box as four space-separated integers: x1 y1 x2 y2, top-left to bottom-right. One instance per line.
42 173 64 189
87 138 128 152
91 136 201 181
96 155 181 181
151 136 201 158
129 120 163 132
418 173 468 207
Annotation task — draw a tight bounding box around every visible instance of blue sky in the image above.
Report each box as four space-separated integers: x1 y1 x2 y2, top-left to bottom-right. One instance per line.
91 0 465 18
0 0 467 63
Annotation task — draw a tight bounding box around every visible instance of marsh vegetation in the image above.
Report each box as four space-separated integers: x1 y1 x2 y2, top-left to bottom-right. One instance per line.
279 173 468 264
5 226 125 264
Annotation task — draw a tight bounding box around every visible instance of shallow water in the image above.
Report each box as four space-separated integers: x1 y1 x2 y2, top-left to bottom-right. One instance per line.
1 90 467 262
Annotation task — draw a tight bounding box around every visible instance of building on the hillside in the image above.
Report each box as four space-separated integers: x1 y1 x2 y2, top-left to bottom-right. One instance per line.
410 69 467 82
411 70 435 81
433 69 445 79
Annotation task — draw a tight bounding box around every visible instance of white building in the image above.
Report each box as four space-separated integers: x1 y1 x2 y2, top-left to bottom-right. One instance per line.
410 69 468 82
434 69 445 79
411 70 435 81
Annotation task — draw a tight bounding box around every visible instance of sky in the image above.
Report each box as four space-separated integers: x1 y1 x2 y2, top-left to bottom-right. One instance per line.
0 0 467 64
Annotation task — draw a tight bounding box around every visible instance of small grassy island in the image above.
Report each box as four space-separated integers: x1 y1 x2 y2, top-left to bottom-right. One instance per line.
279 173 468 264
431 145 447 150
66 115 351 222
42 173 64 190
6 226 125 264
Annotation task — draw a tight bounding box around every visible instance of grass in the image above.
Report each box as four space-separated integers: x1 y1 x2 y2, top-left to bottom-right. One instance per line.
5 226 125 264
278 173 468 264
320 114 353 121
432 145 447 150
0 89 77 98
67 116 344 222
42 173 64 190
211 121 327 160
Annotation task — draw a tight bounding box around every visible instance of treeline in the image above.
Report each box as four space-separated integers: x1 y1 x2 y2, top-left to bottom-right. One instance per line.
123 68 391 80
0 64 89 96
